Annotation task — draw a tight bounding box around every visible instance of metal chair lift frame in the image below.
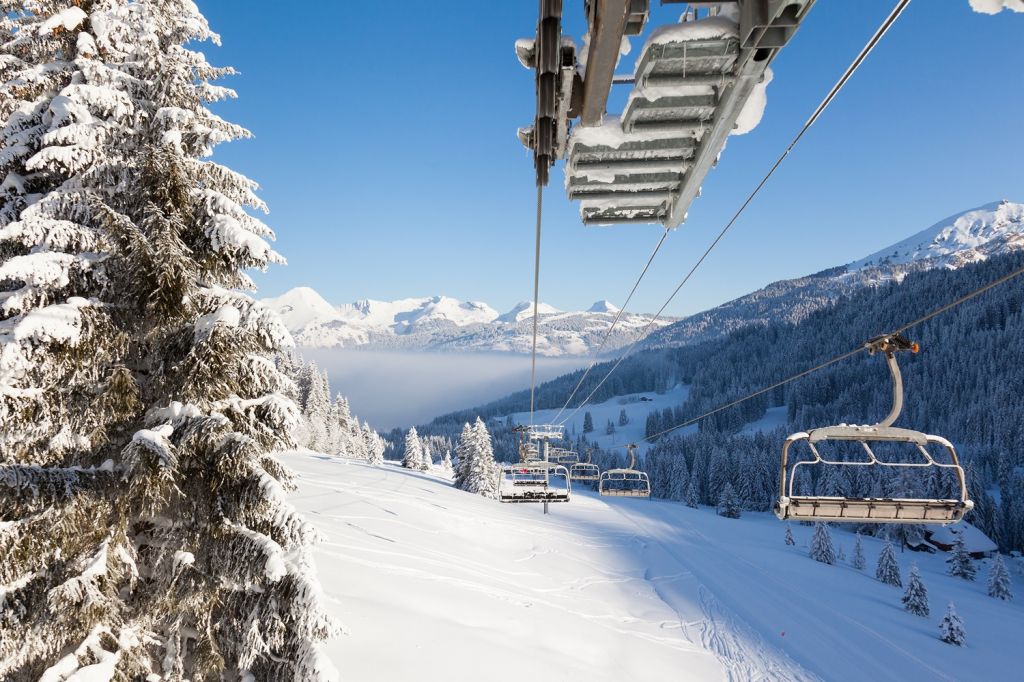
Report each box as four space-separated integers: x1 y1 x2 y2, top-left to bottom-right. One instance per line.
599 443 651 498
774 336 973 525
570 448 601 482
500 425 572 506
549 446 580 465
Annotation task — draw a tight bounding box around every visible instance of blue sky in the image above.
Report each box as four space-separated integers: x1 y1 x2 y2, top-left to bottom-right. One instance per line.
200 1 1023 317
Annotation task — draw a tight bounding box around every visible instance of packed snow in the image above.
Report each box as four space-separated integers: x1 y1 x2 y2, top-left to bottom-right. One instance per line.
288 451 1023 681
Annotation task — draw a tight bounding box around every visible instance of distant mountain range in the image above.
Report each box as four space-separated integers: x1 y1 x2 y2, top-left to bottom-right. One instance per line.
264 200 1023 357
642 200 1024 349
260 289 673 357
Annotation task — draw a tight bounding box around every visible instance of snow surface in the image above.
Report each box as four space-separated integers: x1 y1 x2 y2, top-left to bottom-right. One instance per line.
288 451 1023 681
732 67 773 136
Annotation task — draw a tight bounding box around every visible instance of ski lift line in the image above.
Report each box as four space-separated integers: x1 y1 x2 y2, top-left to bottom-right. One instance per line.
550 227 671 424
602 260 1024 451
555 0 913 427
529 184 544 426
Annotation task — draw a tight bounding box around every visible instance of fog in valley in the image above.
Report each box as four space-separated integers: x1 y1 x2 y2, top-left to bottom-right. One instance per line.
301 349 589 430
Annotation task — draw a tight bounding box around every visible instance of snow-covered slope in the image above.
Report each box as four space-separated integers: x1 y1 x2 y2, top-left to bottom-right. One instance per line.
850 200 1024 270
288 451 1023 681
645 200 1024 349
262 292 671 357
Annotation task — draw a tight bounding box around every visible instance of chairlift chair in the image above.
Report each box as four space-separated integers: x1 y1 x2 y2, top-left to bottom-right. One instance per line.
549 447 580 465
599 444 650 498
774 335 973 525
570 449 601 483
498 461 572 503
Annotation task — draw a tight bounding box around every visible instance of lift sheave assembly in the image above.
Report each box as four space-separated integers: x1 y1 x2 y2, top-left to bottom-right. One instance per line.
774 336 973 525
518 0 815 226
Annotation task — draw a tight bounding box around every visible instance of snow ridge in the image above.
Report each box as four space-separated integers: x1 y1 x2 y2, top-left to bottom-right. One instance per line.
261 291 671 357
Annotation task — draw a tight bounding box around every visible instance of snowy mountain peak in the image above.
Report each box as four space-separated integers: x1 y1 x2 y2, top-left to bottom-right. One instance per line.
849 200 1024 271
261 286 342 330
588 300 620 314
496 301 561 324
260 290 669 356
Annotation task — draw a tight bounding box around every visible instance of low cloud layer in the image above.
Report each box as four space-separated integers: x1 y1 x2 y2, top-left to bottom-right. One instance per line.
301 349 588 431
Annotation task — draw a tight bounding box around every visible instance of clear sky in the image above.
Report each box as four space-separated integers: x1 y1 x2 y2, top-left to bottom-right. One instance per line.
199 1 1023 318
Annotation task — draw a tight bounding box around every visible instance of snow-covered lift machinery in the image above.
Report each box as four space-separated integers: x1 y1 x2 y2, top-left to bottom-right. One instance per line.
774 335 974 525
518 0 815 226
570 449 601 482
599 443 651 497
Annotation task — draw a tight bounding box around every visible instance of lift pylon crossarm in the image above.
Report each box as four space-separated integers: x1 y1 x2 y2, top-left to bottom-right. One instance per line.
522 0 815 224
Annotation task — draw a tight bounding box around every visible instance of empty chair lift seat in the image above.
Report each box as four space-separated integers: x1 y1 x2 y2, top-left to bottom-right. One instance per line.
499 463 571 503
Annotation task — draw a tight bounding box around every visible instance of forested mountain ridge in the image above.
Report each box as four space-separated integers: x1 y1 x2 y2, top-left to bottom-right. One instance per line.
643 200 1023 349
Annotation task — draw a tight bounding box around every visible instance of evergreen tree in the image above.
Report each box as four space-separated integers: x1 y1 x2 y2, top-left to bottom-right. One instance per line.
902 564 930 617
947 534 977 581
876 540 903 587
402 427 423 469
454 418 498 498
583 411 594 433
0 3 336 678
809 523 836 565
986 554 1012 600
837 544 846 563
364 422 385 465
453 422 474 486
619 408 629 426
717 482 741 518
785 526 795 546
852 533 866 570
419 440 432 471
606 419 615 435
684 479 700 508
939 603 966 646
441 450 454 477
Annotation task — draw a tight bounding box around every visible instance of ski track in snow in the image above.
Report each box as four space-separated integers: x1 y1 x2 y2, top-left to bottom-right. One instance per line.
287 452 1023 682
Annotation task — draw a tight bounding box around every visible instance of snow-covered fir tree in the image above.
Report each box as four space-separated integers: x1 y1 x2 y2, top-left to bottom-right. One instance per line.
837 543 846 562
453 418 498 498
419 439 432 471
785 526 795 546
947 534 977 581
939 603 966 646
363 421 385 465
684 479 699 508
902 564 930 617
441 450 454 477
583 411 594 433
986 554 1012 600
809 523 836 565
453 422 474 485
0 3 336 678
618 408 629 426
301 363 332 451
402 427 423 469
852 533 866 570
876 540 903 587
717 482 741 518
